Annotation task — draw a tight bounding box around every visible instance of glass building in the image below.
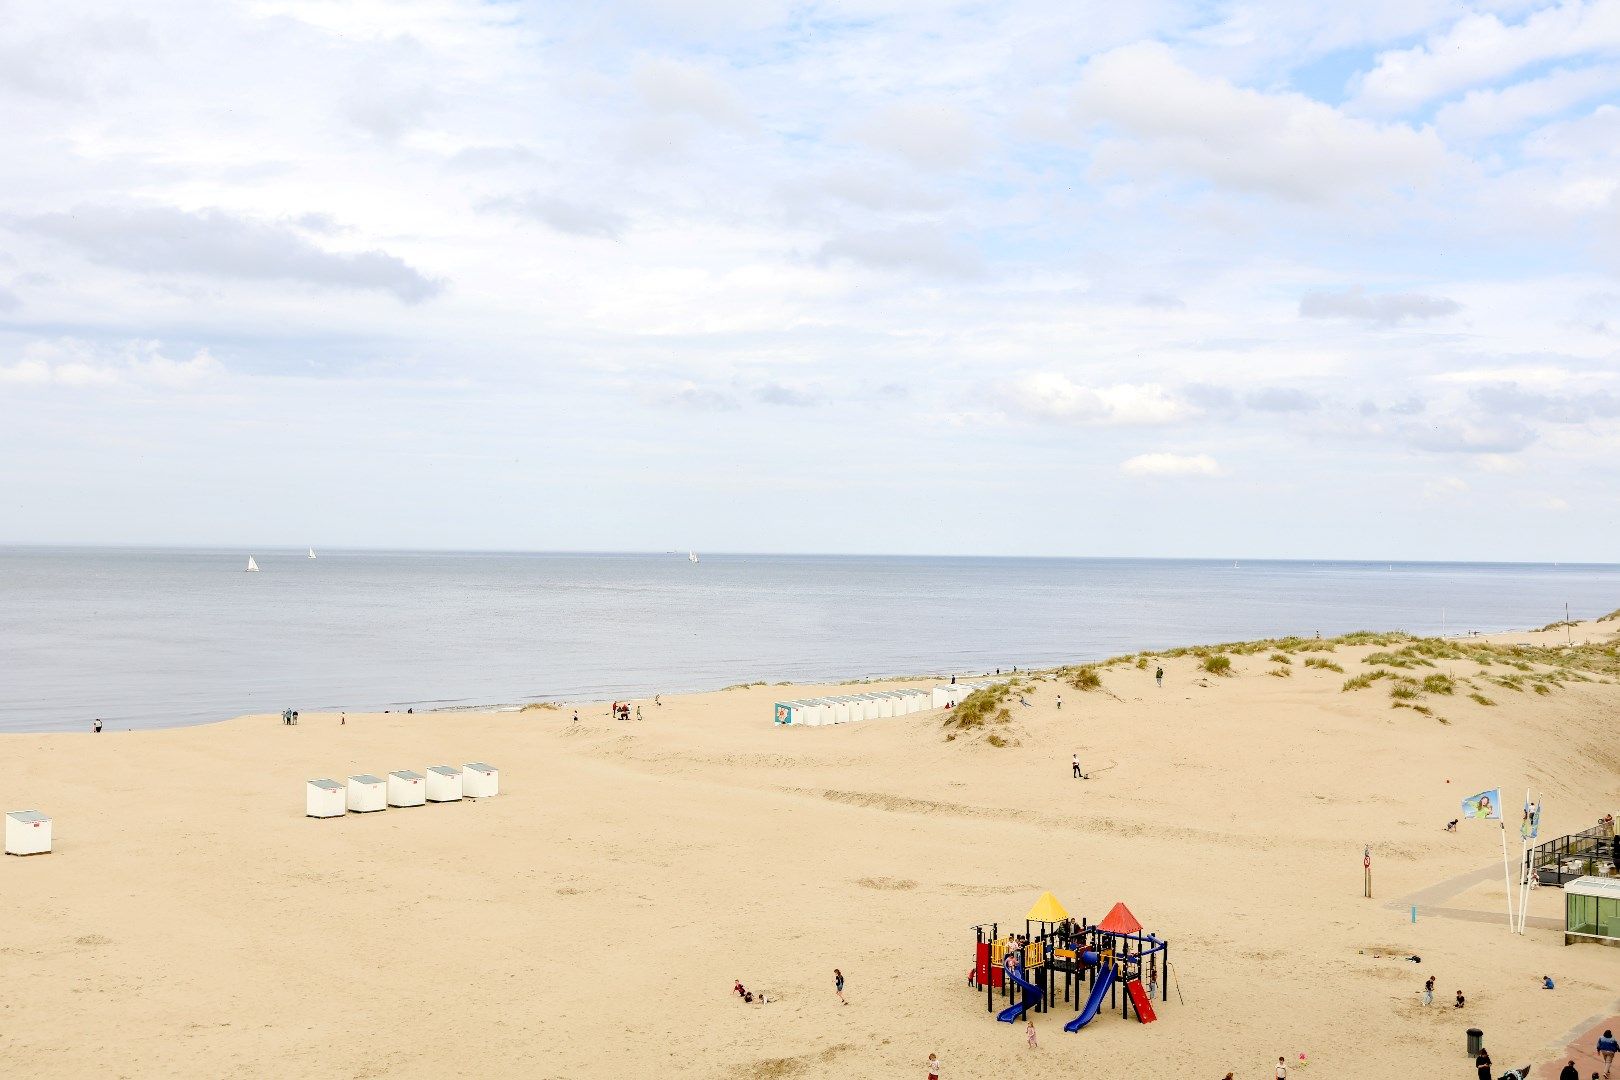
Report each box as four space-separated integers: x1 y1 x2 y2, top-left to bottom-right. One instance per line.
1564 877 1620 946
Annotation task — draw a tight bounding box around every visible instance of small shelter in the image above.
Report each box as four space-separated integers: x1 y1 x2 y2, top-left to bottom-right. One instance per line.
306 779 346 818
425 765 463 802
346 775 386 813
1564 876 1620 946
387 770 426 807
463 762 499 798
1027 891 1070 924
5 810 52 855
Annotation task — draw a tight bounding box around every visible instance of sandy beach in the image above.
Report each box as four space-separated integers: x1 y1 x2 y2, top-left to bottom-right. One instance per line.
2 620 1617 1079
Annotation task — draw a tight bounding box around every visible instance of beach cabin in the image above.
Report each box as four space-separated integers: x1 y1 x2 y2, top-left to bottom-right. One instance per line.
463 762 499 798
5 810 51 855
873 693 897 718
306 779 346 818
425 765 463 802
347 775 386 813
387 770 426 807
932 686 955 708
1564 876 1620 946
827 699 850 724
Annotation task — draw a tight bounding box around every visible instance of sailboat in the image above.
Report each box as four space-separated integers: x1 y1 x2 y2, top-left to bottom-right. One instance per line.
308 548 317 560
688 551 699 564
246 556 260 572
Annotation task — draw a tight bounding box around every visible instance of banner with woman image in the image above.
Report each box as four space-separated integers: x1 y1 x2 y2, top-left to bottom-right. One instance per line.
1461 789 1501 821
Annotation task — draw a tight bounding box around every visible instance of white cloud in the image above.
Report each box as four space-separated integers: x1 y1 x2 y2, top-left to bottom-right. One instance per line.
632 57 755 131
1299 287 1462 324
852 102 983 171
1538 494 1571 510
1008 375 1195 425
1422 475 1470 498
1120 452 1223 477
0 340 223 390
1435 65 1620 140
1072 43 1446 201
1354 1 1620 115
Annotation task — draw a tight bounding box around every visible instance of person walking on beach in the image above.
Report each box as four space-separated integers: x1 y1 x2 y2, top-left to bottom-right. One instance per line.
1276 1055 1287 1078
1055 694 1062 710
1422 975 1434 1005
340 713 346 726
834 969 846 1004
636 705 642 721
1562 1061 1581 1080
93 718 103 733
925 1052 940 1079
572 709 578 724
1026 1019 1037 1048
1598 1029 1619 1077
1072 754 1081 779
1474 1046 1491 1080
655 694 661 706
1155 666 1164 687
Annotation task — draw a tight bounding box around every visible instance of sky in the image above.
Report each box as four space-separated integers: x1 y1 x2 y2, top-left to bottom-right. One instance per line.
1 0 1618 560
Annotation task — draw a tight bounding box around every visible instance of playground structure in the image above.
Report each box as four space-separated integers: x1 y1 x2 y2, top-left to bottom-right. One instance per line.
970 892 1170 1032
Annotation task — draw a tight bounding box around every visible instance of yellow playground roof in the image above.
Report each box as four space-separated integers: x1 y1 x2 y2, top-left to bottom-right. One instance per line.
1025 890 1069 923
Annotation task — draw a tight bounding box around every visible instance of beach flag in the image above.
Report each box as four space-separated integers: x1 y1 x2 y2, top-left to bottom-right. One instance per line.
1520 798 1542 840
1461 789 1501 820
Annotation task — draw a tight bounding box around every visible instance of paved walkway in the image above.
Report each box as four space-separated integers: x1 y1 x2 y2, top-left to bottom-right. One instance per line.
1533 1010 1620 1078
1385 863 1562 931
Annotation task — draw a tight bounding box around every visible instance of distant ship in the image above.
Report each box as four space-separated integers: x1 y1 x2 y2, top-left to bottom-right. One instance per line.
308 548 317 559
689 551 699 564
246 556 260 572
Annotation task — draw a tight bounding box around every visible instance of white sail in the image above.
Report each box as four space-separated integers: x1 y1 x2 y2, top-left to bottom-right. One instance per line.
246 556 260 572
688 551 699 563
308 548 316 559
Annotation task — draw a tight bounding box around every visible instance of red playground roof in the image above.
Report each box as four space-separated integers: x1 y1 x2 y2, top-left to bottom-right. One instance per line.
1097 902 1143 935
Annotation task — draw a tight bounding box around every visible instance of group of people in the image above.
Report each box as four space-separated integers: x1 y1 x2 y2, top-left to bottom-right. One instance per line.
730 980 770 1005
280 709 299 725
611 702 640 722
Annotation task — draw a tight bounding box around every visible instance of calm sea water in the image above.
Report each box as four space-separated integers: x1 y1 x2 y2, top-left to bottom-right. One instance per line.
2 547 1617 732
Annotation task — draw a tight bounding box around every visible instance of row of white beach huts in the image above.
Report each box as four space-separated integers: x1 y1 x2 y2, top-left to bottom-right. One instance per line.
772 683 993 726
306 763 498 818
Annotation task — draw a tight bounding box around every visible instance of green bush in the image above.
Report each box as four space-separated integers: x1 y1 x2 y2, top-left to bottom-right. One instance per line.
1201 654 1233 676
1420 674 1455 695
1304 658 1344 673
1268 652 1292 665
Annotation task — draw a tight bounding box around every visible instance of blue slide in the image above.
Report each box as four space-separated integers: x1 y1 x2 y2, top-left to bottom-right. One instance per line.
995 970 1042 1023
1064 965 1116 1032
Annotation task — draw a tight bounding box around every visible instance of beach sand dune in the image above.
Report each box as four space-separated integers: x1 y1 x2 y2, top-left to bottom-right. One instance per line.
1 622 1617 1078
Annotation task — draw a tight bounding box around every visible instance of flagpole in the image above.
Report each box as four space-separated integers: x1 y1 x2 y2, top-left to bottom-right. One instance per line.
1500 821 1516 932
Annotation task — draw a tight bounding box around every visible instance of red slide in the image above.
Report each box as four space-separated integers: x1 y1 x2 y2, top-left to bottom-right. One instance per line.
1124 979 1157 1023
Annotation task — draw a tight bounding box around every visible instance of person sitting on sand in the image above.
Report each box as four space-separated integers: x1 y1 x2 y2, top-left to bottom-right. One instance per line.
1446 819 1458 832
1543 975 1555 989
734 980 747 999
1455 990 1465 1008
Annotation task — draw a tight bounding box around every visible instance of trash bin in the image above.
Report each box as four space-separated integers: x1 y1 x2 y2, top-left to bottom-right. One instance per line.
1466 1027 1484 1055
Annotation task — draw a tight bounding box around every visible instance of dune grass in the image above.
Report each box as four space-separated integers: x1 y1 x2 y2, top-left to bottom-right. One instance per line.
1304 657 1344 673
1201 654 1233 676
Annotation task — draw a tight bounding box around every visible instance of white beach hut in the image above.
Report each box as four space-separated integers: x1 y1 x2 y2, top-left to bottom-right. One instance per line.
805 701 831 726
306 779 346 818
346 775 386 813
932 686 954 708
5 810 51 855
463 762 499 798
827 699 849 724
425 765 463 802
870 693 894 718
840 696 865 721
387 770 426 807
861 695 884 720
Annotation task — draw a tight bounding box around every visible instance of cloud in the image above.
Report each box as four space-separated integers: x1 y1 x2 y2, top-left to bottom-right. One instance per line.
1435 65 1620 140
1405 418 1537 454
0 340 223 390
19 205 442 303
817 226 981 277
1120 452 1223 477
853 103 983 171
1538 495 1571 511
1299 288 1461 324
754 382 818 407
0 284 19 312
633 57 754 130
662 383 739 411
1421 476 1470 499
1007 375 1195 425
1470 382 1620 422
1072 42 1446 201
1246 387 1320 413
1354 2 1620 115
479 192 627 239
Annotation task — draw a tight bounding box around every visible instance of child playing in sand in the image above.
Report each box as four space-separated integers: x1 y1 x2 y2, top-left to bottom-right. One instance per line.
1026 1019 1037 1048
925 1052 940 1079
834 969 846 1004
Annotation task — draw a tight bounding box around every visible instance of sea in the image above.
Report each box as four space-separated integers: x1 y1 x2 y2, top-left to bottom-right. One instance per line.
2 547 1618 733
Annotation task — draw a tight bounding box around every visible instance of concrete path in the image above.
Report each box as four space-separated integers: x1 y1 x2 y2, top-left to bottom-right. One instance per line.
1385 863 1562 931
